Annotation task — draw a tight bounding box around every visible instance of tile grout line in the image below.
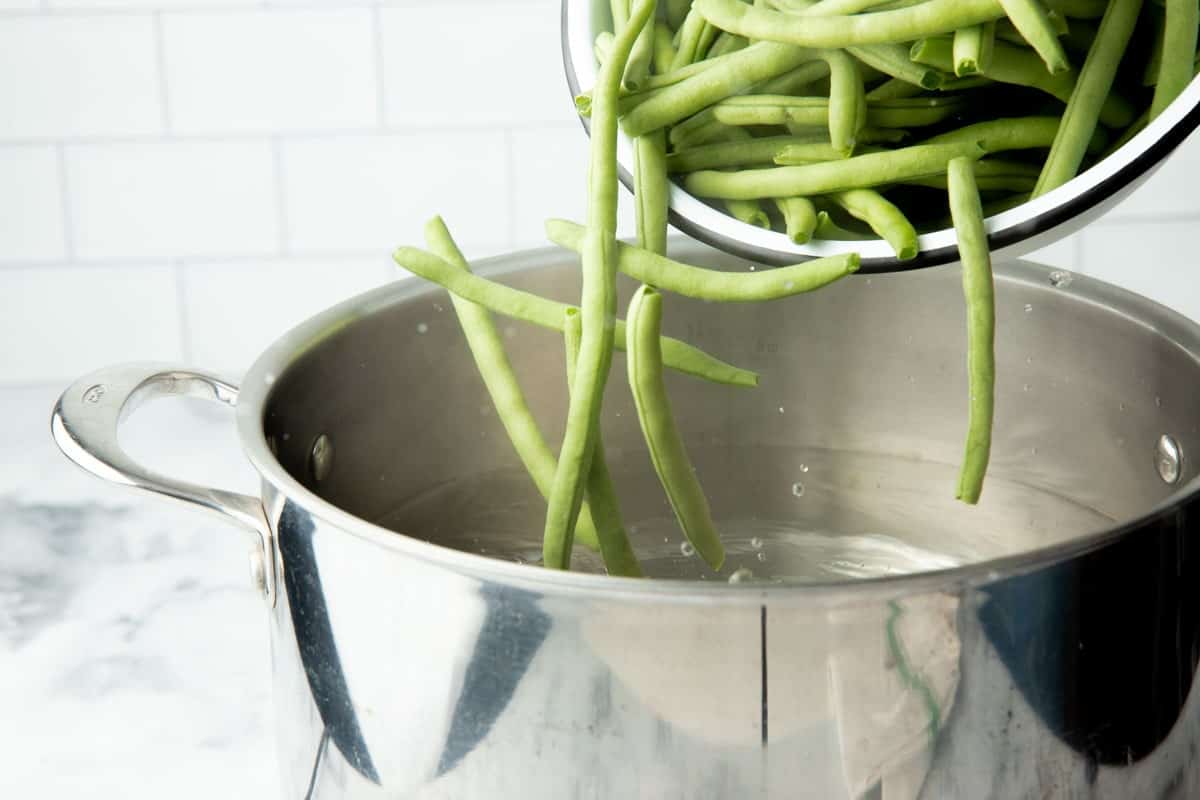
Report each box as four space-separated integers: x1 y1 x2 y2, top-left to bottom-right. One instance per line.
371 4 387 128
271 136 290 255
173 260 195 363
55 143 77 262
152 10 173 134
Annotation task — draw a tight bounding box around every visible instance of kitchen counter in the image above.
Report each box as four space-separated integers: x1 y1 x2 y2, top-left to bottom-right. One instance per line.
1 384 278 798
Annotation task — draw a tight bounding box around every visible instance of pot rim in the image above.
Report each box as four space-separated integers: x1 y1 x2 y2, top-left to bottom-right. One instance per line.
236 244 1200 603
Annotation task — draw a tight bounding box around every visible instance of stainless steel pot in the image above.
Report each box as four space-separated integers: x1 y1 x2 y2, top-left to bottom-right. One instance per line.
53 242 1200 799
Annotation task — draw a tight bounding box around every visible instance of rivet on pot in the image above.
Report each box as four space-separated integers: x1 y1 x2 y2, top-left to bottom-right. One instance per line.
1155 434 1182 485
310 434 333 482
82 384 106 404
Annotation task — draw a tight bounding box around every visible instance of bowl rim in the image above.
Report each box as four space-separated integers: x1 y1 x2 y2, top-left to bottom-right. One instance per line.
560 0 1200 273
236 242 1200 604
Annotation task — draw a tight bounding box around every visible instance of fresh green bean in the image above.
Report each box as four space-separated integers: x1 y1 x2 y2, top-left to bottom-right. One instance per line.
726 199 772 227
1151 0 1198 118
563 309 643 577
653 22 678 74
996 0 1072 73
422 217 601 554
922 114 1107 154
672 9 711 68
996 10 1068 45
815 212 878 239
753 60 833 94
635 130 670 254
1143 3 1165 86
624 0 658 90
668 136 843 172
623 41 818 137
594 31 615 65
775 197 823 242
826 49 868 155
865 77 926 100
904 158 1041 191
708 31 749 58
666 0 691 27
1045 0 1106 18
391 246 758 386
850 43 949 89
546 219 860 300
687 141 985 199
1034 0 1144 196
611 0 628 35
543 0 656 570
828 189 919 259
692 0 1007 48
953 21 996 76
670 115 752 149
910 36 1135 128
947 156 995 505
626 285 726 570
708 94 965 130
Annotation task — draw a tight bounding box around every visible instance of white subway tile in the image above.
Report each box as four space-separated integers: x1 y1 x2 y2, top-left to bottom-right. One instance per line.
183 256 391 373
0 265 181 383
163 10 376 134
0 0 39 10
380 3 576 127
281 132 511 258
1024 233 1078 272
1077 221 1200 322
0 147 67 262
1104 129 1200 220
0 17 161 139
67 141 278 260
511 126 636 248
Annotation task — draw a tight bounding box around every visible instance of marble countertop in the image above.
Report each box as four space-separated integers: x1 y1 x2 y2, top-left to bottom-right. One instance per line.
1 383 279 798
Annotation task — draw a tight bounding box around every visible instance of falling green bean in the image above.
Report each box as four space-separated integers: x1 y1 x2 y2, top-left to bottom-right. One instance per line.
391 246 759 386
626 285 725 570
947 156 995 505
422 217 601 554
563 309 643 577
775 197 823 243
546 219 860 300
543 0 657 570
828 189 919 259
1151 0 1198 118
635 130 670 254
996 0 1072 73
692 0 1007 48
623 41 818 136
1034 0 1144 196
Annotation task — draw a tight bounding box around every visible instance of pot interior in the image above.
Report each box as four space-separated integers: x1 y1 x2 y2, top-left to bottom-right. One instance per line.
258 243 1200 581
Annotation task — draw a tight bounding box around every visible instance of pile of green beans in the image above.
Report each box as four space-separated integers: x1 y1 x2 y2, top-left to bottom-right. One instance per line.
388 0 1196 577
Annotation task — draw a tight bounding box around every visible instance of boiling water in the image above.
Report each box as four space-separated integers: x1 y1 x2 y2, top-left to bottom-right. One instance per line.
379 445 1114 582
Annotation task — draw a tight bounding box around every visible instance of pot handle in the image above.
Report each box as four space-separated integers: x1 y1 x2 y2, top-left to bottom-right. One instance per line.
51 362 275 605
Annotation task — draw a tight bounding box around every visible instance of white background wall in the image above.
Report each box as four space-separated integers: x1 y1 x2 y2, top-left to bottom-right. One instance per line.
0 0 1197 386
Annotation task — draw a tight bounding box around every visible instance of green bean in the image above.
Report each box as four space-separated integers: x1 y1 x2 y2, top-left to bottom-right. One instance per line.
910 36 1135 128
672 9 711 68
1143 4 1165 86
563 309 643 577
666 0 691 28
1045 0 1106 18
653 22 678 74
947 156 995 505
753 60 833 94
1061 18 1098 54
623 0 658 90
825 49 868 155
1103 105 1149 156
668 136 843 172
815 212 877 239
669 115 752 149
828 189 919 259
543 0 657 570
594 31 615 65
726 199 772 227
626 285 726 570
904 158 1041 191
635 130 670 254
546 219 860 300
775 197 823 243
1034 0 1143 197
1151 0 1198 118
953 21 997 76
623 41 818 137
996 0 1072 73
611 0 628 35
799 0 900 12
687 141 985 199
422 217 601 554
708 94 965 130
693 0 1007 48
708 31 749 58
922 114 1107 154
849 43 949 89
996 10 1068 45
391 246 758 386
865 77 926 100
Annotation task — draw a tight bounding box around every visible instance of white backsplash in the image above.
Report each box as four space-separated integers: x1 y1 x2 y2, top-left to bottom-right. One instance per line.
0 0 1197 384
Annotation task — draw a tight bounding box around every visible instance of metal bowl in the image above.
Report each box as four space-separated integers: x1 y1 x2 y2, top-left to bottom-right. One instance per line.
561 0 1200 272
54 242 1200 797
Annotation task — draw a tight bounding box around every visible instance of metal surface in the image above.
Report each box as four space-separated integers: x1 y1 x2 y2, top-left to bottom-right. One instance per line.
560 0 1200 273
55 242 1200 798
